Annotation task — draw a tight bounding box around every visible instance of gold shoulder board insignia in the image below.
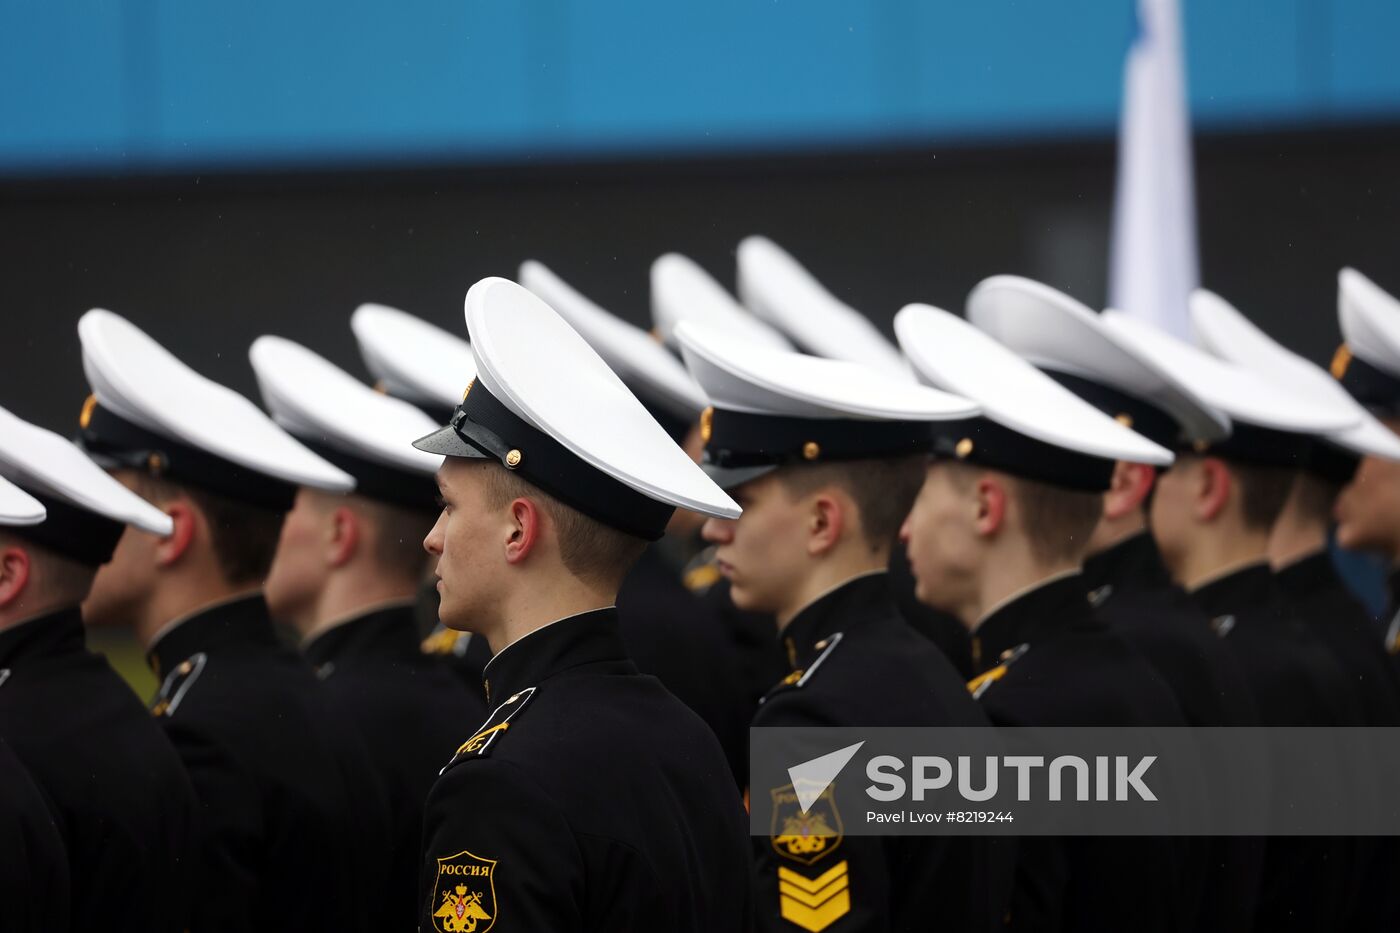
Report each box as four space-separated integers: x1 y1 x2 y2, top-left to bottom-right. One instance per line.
430 849 496 932
442 686 537 774
151 652 207 718
681 546 723 595
423 625 472 658
966 643 1028 700
760 633 844 705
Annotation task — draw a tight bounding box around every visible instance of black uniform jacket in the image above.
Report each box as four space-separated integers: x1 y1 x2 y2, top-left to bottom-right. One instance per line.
1190 563 1367 933
304 602 486 930
0 607 195 933
1082 534 1264 933
148 593 392 933
1275 551 1400 932
968 572 1188 933
616 544 759 789
751 572 1012 933
418 607 752 932
0 733 70 932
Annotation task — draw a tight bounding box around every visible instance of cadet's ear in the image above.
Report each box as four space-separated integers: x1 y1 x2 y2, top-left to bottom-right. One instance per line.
1197 457 1233 522
1104 461 1156 520
328 506 360 568
504 497 542 566
155 500 197 568
806 491 846 557
973 474 1007 538
0 545 32 608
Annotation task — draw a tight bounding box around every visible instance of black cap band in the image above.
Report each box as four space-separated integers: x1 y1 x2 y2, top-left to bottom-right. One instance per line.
1335 348 1400 415
703 408 936 470
1044 370 1183 449
298 439 437 513
931 417 1116 492
1186 422 1313 469
77 402 296 512
7 490 127 567
439 383 675 541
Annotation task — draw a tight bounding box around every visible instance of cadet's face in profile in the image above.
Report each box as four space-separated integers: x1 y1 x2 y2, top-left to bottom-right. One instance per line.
424 458 495 631
899 462 977 614
1335 422 1400 558
1147 455 1198 578
264 488 332 625
701 471 811 615
84 472 160 628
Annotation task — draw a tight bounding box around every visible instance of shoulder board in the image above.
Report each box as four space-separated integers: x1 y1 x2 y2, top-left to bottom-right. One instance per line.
966 643 1028 700
422 625 471 658
760 633 844 704
681 549 723 595
151 652 207 718
441 686 537 774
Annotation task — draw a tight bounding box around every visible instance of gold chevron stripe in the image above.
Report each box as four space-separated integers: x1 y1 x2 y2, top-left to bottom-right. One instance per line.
780 873 849 908
777 860 848 893
779 889 851 930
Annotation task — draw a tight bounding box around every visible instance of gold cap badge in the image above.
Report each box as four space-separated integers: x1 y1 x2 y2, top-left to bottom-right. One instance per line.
802 441 821 461
955 438 974 459
504 449 522 469
699 406 714 443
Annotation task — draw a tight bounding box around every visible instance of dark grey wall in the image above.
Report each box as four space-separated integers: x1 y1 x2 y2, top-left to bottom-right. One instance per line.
3 126 1399 435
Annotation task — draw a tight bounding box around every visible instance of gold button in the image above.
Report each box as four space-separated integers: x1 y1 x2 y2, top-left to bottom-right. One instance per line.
699 406 714 443
802 441 821 460
147 452 168 476
1114 412 1134 428
504 449 523 469
815 639 828 650
508 693 520 703
955 438 974 459
177 660 192 675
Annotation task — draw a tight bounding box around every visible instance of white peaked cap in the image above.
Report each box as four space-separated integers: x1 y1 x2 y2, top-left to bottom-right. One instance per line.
0 404 171 535
351 303 478 409
1191 288 1400 462
1339 268 1400 379
519 260 707 420
895 303 1174 472
1100 309 1357 436
736 235 912 378
650 253 793 353
249 336 444 476
78 310 353 494
677 321 974 421
967 274 1229 444
413 278 739 538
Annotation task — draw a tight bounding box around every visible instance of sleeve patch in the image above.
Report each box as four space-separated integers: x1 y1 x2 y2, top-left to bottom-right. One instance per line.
778 860 851 931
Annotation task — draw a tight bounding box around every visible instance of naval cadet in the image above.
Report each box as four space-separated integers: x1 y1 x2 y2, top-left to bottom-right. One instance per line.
895 303 1190 933
1101 307 1371 931
1331 269 1400 653
0 478 70 933
249 334 487 927
0 405 196 932
676 320 1012 933
351 301 494 692
73 309 391 933
735 236 980 680
413 276 751 931
520 258 759 785
967 276 1265 933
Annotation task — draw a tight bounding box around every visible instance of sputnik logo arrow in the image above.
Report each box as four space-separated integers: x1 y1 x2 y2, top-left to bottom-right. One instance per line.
789 741 865 812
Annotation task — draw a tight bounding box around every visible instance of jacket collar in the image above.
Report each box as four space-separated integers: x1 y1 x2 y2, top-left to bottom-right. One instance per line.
1082 532 1174 593
1274 549 1340 600
1189 561 1276 622
0 606 85 670
480 607 631 705
146 592 281 678
781 571 892 670
302 601 420 669
972 572 1093 674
